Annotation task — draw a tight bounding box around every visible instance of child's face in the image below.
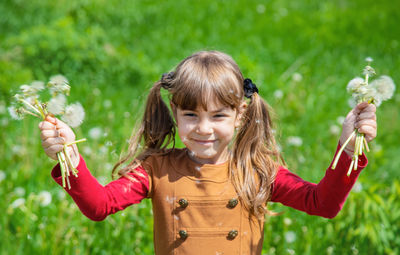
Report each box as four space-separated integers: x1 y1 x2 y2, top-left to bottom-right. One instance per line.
172 100 245 164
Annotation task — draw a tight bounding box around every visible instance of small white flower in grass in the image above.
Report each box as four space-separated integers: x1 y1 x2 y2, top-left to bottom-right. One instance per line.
61 102 85 127
273 90 283 99
11 198 25 208
329 125 341 136
256 4 266 13
287 136 303 147
287 249 295 255
47 94 66 115
0 102 6 114
353 182 362 193
124 111 131 118
283 218 292 226
89 127 102 140
370 75 396 101
292 72 303 82
103 99 112 109
37 191 52 207
14 187 25 196
0 170 5 183
365 57 373 63
336 116 345 125
285 231 296 243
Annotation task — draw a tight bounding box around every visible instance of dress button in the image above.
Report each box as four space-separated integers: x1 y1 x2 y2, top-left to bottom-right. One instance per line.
179 230 188 239
228 230 238 239
179 198 188 208
228 198 238 208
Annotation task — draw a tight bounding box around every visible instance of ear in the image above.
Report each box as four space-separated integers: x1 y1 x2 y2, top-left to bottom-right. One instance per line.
235 101 247 128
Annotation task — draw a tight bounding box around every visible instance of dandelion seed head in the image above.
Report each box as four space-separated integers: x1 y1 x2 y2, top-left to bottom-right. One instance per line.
329 125 341 136
103 99 112 109
124 111 131 118
348 97 357 108
256 4 266 13
287 136 303 147
14 187 25 197
61 102 85 127
287 248 295 255
8 106 24 120
105 141 113 147
30 81 45 91
346 77 365 94
47 94 66 115
89 127 103 140
283 218 292 226
365 57 373 63
10 198 25 208
336 116 345 125
285 231 296 243
292 72 303 82
0 170 5 183
370 75 396 102
273 90 283 99
37 191 52 207
48 75 70 95
353 182 362 193
363 65 376 77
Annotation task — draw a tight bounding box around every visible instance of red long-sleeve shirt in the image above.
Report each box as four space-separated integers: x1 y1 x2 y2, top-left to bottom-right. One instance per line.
51 144 367 221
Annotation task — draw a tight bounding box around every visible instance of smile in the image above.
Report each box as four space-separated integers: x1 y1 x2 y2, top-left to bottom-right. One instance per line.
193 139 216 145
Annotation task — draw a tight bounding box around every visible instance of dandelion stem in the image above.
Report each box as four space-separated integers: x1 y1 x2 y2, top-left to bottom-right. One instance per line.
20 108 41 118
19 99 43 117
65 138 87 146
331 130 356 170
347 160 354 176
364 137 370 152
57 152 66 188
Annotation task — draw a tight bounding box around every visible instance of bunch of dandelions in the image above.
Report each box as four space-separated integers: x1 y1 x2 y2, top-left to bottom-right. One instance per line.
8 75 86 189
332 58 396 176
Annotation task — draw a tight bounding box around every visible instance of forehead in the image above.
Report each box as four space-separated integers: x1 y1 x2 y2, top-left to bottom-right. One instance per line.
178 95 235 112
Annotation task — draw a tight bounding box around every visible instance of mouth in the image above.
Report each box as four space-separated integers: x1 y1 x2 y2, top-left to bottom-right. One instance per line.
192 139 216 145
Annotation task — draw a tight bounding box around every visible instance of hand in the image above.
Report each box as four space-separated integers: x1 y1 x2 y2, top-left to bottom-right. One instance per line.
339 102 377 155
39 115 80 167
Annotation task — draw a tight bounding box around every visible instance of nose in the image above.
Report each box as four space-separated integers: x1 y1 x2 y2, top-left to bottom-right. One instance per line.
196 118 213 135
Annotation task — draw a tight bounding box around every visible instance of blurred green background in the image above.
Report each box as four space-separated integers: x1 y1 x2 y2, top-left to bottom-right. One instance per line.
1 0 399 254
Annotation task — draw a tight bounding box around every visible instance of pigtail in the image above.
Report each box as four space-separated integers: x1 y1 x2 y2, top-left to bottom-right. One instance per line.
230 92 282 219
112 79 176 179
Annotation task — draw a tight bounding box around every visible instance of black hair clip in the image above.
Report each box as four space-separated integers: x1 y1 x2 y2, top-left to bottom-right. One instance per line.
243 78 259 98
161 72 174 89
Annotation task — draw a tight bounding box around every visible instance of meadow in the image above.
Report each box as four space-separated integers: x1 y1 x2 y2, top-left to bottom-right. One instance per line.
1 0 399 254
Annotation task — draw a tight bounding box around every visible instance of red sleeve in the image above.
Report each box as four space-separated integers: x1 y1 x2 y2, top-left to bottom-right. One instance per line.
51 155 149 221
270 143 368 218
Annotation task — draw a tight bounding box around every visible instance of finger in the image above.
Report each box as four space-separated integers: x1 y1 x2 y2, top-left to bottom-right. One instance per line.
45 115 57 125
40 129 60 140
358 125 377 140
355 119 377 129
42 137 65 149
354 102 370 114
45 144 64 156
39 121 57 130
357 111 376 121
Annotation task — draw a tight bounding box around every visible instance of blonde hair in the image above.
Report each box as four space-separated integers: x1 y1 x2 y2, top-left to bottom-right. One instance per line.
113 50 284 218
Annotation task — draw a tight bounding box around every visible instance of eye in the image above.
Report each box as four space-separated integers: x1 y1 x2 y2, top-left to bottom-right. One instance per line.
214 114 226 118
183 112 197 117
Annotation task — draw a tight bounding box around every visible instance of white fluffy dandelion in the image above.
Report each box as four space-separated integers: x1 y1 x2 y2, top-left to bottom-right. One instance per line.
346 77 365 94
61 102 85 127
370 75 396 101
8 106 24 120
37 191 52 207
47 94 66 115
48 74 70 95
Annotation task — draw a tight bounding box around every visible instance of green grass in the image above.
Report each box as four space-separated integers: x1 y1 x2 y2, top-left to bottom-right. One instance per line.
1 0 399 254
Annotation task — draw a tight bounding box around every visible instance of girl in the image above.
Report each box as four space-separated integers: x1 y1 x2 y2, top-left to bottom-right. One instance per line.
39 51 377 255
